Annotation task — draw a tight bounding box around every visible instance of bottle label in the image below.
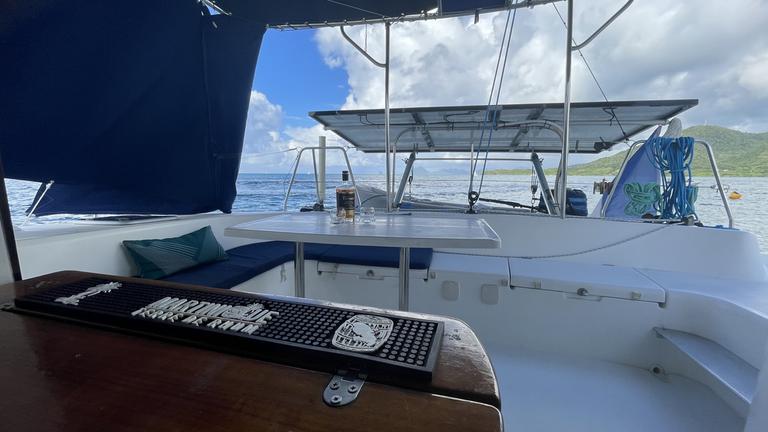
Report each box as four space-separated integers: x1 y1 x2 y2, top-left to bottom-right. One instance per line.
336 189 355 219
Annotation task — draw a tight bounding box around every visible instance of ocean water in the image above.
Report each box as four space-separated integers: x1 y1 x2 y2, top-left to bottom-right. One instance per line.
6 174 768 253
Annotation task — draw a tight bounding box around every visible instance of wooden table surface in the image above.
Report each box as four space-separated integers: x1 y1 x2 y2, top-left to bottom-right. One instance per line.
0 271 501 432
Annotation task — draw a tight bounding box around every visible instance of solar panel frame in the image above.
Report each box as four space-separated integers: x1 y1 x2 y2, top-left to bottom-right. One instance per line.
309 99 698 154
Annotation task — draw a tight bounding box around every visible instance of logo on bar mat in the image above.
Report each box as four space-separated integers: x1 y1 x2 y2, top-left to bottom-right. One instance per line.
332 314 393 353
55 282 121 305
131 297 279 336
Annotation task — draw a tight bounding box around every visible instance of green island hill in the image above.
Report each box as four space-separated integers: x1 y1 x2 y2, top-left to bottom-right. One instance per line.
487 125 768 177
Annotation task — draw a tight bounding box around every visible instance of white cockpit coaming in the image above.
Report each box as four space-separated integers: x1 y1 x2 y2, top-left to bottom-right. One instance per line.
10 210 768 431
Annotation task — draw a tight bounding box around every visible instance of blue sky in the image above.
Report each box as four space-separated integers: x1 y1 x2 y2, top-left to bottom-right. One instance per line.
253 30 347 129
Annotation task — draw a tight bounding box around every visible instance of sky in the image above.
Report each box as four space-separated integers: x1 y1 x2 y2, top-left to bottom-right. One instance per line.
240 0 768 174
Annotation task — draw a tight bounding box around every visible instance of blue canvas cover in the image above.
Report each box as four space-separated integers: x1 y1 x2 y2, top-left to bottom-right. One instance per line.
602 127 663 218
440 0 508 14
0 0 440 216
2 1 264 215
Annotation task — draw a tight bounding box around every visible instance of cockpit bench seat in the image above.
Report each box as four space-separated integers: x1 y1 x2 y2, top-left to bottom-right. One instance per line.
161 241 432 289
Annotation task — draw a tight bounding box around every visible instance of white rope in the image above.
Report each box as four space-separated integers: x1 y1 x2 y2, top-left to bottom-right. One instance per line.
440 223 670 260
240 148 299 158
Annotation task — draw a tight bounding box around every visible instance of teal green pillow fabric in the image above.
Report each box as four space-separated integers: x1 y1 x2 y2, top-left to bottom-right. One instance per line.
122 226 228 279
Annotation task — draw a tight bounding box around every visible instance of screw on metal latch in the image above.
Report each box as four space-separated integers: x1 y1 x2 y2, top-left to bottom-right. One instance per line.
324 372 366 407
576 288 589 296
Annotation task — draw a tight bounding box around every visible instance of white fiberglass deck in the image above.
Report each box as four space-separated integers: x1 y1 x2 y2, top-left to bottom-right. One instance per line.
490 348 744 432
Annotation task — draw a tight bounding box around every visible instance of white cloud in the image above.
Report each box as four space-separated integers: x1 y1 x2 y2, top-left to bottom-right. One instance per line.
314 0 768 130
737 54 768 98
240 90 387 173
246 1 768 173
242 91 283 153
240 91 294 172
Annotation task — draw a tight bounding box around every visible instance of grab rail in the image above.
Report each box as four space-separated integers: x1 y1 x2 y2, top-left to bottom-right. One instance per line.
283 146 360 212
696 140 734 228
600 139 734 228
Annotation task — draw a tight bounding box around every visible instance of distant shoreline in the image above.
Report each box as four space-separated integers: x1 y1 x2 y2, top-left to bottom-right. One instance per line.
485 169 768 177
487 125 768 177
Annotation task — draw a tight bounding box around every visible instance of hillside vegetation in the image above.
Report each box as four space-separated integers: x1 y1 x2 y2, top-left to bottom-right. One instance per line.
488 125 768 177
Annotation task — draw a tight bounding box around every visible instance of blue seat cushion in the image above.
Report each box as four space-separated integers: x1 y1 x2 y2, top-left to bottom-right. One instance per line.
318 245 433 270
162 255 273 289
162 241 296 288
161 241 433 289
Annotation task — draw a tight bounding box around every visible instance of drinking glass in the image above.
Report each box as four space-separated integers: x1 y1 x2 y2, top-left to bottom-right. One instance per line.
361 207 375 224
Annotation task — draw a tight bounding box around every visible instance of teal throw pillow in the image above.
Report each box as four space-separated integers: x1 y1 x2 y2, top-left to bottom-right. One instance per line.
122 226 227 279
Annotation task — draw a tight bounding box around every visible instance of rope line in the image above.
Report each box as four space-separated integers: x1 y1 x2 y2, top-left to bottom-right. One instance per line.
241 148 299 157
551 3 628 139
645 136 697 219
468 7 513 192
467 2 519 210
441 223 670 259
476 2 519 200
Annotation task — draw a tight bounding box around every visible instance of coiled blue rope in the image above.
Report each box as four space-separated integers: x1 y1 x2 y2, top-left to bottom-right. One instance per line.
645 136 697 219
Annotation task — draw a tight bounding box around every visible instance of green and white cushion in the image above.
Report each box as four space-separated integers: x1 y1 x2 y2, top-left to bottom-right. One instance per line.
122 226 228 279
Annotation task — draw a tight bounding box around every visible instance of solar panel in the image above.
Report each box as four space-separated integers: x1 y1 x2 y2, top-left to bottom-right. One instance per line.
309 99 698 154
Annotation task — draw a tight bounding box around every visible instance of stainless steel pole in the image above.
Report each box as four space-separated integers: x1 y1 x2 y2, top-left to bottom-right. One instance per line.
398 246 410 311
295 241 305 297
338 24 390 209
559 0 574 218
384 22 392 212
394 151 416 206
531 153 556 215
318 136 326 207
697 140 734 228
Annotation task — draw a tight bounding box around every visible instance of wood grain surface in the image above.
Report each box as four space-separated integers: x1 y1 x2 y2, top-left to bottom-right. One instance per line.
0 271 502 432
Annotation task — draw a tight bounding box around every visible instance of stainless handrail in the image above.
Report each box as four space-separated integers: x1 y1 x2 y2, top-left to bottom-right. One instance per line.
572 0 634 50
282 146 360 212
531 152 557 215
599 139 734 228
696 140 734 228
394 152 416 206
311 149 321 201
267 0 561 31
339 23 392 212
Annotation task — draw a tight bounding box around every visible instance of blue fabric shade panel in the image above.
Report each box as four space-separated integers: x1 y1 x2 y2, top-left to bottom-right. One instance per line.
440 0 509 14
2 1 263 215
216 0 438 25
602 127 663 218
1 0 447 216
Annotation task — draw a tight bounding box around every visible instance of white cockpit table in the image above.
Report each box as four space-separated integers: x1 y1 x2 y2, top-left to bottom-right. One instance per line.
226 212 501 310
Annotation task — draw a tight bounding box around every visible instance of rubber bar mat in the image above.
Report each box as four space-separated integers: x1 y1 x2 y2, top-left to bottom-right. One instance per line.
14 277 442 381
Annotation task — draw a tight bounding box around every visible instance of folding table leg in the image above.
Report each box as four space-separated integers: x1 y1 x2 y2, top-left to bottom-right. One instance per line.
398 247 410 311
295 241 305 298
